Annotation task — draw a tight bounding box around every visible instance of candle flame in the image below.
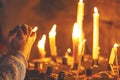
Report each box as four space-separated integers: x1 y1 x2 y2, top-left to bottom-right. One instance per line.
49 24 56 36
80 0 83 3
94 7 98 13
33 26 38 32
114 43 119 48
83 39 86 43
38 34 46 49
72 23 81 38
67 48 71 53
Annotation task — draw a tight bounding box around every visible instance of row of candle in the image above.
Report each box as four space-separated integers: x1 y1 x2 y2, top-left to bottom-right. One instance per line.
35 0 119 67
74 0 100 66
77 0 119 68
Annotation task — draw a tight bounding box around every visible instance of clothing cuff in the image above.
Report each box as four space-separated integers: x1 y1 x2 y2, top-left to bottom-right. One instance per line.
12 51 28 68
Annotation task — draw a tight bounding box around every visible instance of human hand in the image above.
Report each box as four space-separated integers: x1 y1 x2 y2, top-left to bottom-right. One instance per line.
8 24 36 60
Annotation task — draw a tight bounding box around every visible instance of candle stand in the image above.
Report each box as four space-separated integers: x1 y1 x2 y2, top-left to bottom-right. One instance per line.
92 59 99 67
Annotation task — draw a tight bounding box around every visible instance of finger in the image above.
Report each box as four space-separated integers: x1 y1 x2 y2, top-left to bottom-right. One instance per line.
28 26 32 36
18 27 25 40
8 32 17 43
21 24 29 35
30 31 36 37
8 25 20 37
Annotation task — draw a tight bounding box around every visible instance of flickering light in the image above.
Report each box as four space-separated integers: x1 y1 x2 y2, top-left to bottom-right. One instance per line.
94 7 98 14
67 48 71 53
72 23 81 64
37 34 46 58
80 0 83 3
72 23 81 38
38 34 46 49
49 24 56 37
114 43 119 48
33 26 38 32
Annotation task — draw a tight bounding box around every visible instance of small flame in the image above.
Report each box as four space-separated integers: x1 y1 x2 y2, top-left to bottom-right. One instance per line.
83 39 86 43
80 0 83 3
33 26 38 32
72 23 81 38
114 43 119 48
67 48 71 53
38 34 46 49
94 7 98 14
49 24 56 36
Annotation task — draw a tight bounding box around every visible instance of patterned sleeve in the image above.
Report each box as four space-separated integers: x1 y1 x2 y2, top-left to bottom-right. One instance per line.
0 52 28 80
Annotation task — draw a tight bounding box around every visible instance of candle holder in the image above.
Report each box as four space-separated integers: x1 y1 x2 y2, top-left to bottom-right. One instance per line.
92 59 99 67
58 71 65 80
81 55 84 62
51 56 57 63
107 64 111 71
72 63 78 70
86 67 92 76
45 66 53 76
34 62 40 70
62 57 67 65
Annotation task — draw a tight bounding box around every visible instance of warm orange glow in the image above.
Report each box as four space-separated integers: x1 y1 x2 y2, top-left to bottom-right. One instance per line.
72 23 81 38
80 0 83 3
94 7 98 14
114 43 119 48
33 26 38 32
38 34 46 49
49 24 56 37
72 23 81 64
109 43 119 64
37 34 46 58
67 48 71 53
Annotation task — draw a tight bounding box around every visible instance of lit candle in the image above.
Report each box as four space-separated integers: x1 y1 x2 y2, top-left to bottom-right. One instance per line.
92 7 99 60
77 0 85 60
109 43 119 64
63 48 73 66
33 26 38 32
49 24 57 57
26 26 38 60
72 23 80 64
37 34 46 59
67 48 72 54
77 0 84 23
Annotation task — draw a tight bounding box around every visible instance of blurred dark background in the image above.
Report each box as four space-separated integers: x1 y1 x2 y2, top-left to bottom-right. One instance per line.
0 0 120 61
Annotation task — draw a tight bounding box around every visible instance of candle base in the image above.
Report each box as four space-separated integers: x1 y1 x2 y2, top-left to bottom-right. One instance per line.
92 59 99 67
81 55 84 62
34 62 40 70
107 64 111 71
72 63 78 70
46 66 53 76
86 67 92 76
51 56 57 63
62 57 67 65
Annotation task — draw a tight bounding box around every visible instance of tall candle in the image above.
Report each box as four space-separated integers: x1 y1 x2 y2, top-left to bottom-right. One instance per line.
49 24 57 57
77 0 84 30
77 0 85 59
37 34 46 58
72 23 80 64
92 7 99 60
109 43 119 64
